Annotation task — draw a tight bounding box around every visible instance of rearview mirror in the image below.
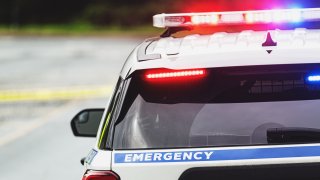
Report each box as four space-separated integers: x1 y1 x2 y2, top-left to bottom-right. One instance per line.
71 109 104 137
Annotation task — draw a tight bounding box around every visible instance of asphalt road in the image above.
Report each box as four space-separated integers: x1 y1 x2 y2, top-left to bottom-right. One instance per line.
0 37 141 180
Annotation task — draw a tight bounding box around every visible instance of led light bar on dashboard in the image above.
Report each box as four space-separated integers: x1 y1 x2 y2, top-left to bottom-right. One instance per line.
153 8 320 28
307 75 320 82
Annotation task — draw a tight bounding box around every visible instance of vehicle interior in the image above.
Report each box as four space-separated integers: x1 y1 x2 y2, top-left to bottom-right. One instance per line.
112 64 320 149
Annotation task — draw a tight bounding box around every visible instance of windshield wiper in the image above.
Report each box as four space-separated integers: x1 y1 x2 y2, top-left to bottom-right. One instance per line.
267 127 320 143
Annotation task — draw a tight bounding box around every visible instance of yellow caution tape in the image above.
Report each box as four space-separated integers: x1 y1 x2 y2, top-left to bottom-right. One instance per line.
0 86 113 102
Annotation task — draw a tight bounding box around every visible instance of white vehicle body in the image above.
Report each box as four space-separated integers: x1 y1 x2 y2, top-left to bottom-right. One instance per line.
83 29 320 179
73 8 320 180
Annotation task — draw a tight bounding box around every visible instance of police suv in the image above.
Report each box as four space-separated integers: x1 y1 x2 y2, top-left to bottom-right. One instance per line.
71 7 320 180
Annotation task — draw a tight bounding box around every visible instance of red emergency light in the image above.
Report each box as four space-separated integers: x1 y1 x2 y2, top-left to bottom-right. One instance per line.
145 69 206 80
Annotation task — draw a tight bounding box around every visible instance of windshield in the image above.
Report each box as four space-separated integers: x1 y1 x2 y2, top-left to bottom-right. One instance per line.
113 64 320 150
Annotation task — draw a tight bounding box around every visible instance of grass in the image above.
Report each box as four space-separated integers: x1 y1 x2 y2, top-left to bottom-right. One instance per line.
0 23 163 37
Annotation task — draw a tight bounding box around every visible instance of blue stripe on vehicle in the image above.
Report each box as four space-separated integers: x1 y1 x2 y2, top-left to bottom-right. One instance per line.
114 145 320 163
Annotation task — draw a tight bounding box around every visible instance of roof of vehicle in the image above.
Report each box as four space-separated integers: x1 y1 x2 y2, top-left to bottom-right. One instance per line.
120 28 320 78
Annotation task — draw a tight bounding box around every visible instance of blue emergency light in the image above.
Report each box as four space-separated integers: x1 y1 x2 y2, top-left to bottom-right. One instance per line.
307 75 320 82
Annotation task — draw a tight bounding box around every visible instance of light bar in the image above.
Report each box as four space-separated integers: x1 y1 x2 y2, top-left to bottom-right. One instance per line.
307 75 320 82
146 69 206 80
153 8 320 28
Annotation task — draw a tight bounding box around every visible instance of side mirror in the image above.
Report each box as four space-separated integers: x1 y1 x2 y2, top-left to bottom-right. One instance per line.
80 157 86 166
71 109 104 137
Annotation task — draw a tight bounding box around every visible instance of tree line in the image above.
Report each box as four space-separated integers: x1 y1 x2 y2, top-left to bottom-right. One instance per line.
0 0 317 26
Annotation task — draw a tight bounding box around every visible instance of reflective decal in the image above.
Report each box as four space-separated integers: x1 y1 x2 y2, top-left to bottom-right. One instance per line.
114 145 320 164
86 149 98 165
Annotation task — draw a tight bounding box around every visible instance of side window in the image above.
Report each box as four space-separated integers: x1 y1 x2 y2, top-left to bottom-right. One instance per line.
98 77 123 149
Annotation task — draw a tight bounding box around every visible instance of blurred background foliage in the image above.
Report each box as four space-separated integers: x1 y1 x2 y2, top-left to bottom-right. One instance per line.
0 0 177 27
0 0 319 33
